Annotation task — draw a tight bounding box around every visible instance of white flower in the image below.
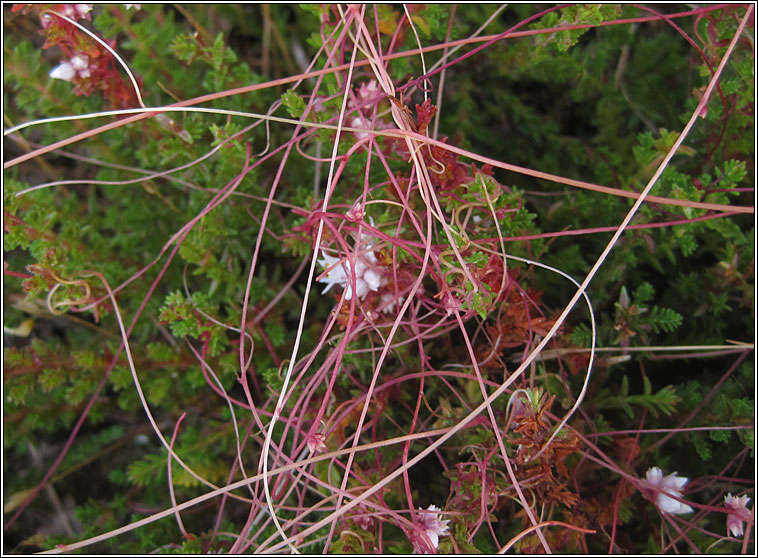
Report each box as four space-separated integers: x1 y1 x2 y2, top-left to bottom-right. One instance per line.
49 54 91 82
411 505 450 554
49 62 76 81
124 4 142 10
70 54 90 78
724 493 752 537
642 467 693 515
317 228 385 301
380 291 402 314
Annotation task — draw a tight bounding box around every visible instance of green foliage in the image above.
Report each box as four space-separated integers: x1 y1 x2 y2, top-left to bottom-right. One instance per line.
594 375 680 419
282 90 307 118
569 322 593 348
531 5 623 54
3 4 753 556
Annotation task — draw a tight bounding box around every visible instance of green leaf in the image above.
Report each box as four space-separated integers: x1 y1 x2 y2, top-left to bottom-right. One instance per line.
570 322 593 348
466 251 488 268
282 90 307 118
210 33 227 71
263 367 284 392
692 435 712 461
709 429 730 443
717 159 747 189
39 368 67 392
647 306 683 334
633 282 655 304
127 453 166 487
169 33 199 63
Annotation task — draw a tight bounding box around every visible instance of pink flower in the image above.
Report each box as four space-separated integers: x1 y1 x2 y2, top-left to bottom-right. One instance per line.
59 4 93 19
409 505 450 554
70 54 91 78
353 507 374 531
724 493 752 537
39 4 92 29
350 116 371 141
349 79 382 110
641 467 693 515
305 431 326 454
345 202 366 223
346 80 392 142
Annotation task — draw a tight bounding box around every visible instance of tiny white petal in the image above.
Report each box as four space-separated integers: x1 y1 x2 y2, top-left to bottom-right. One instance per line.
363 269 383 291
351 116 368 140
643 467 693 515
70 54 89 70
658 494 693 515
729 524 743 537
50 62 75 81
354 279 369 299
645 467 663 484
663 474 689 491
75 4 94 17
354 259 367 276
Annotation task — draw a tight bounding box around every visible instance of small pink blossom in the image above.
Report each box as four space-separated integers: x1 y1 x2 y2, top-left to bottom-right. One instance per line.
353 507 374 531
74 4 92 17
306 431 326 454
348 115 393 143
60 4 93 19
345 202 366 223
70 54 90 78
350 116 371 141
641 467 693 515
409 505 450 554
349 79 382 110
40 4 92 29
346 80 391 142
724 493 752 537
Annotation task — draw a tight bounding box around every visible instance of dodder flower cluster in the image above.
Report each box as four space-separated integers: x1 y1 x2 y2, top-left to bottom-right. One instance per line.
317 227 386 301
724 493 752 537
409 505 450 554
641 467 693 515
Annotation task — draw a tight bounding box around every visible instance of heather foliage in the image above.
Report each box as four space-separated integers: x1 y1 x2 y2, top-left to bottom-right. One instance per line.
3 4 754 554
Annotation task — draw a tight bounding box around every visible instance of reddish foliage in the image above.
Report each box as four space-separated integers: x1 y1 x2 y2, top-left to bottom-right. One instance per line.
475 272 556 366
415 99 438 136
508 392 582 516
15 3 141 110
